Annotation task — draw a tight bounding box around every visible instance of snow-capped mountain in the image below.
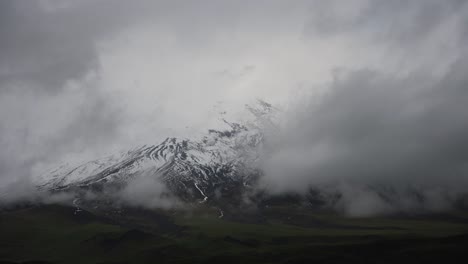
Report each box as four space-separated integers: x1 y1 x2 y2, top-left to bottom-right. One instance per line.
34 101 277 204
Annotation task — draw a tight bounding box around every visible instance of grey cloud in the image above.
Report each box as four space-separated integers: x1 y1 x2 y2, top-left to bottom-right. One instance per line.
0 0 158 92
0 0 303 95
0 79 122 197
306 0 468 50
262 56 468 214
117 175 183 209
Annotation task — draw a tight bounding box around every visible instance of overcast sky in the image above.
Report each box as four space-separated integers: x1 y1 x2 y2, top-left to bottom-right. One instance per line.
1 1 468 211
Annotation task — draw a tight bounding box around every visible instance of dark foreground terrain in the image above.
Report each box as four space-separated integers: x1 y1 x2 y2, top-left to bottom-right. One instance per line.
1 204 468 264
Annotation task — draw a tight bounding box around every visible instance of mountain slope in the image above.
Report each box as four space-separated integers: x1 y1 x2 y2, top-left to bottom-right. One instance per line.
34 101 276 205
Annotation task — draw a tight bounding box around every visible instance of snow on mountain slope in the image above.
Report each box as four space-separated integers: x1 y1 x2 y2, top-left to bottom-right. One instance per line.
35 101 278 203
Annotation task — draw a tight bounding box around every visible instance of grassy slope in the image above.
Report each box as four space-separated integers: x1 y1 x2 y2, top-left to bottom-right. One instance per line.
1 205 468 264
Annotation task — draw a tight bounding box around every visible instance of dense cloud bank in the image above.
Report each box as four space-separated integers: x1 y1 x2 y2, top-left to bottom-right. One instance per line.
262 59 468 215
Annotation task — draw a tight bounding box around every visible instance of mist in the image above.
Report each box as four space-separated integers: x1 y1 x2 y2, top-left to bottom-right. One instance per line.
118 175 183 210
261 59 468 215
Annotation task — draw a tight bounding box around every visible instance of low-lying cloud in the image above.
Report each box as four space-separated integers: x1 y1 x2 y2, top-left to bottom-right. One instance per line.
261 57 468 215
118 175 183 210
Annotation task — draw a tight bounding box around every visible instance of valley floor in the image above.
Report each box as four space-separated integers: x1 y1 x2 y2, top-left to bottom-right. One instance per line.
1 205 468 264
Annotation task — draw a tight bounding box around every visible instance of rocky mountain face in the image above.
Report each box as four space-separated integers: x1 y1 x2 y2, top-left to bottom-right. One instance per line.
34 101 277 208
